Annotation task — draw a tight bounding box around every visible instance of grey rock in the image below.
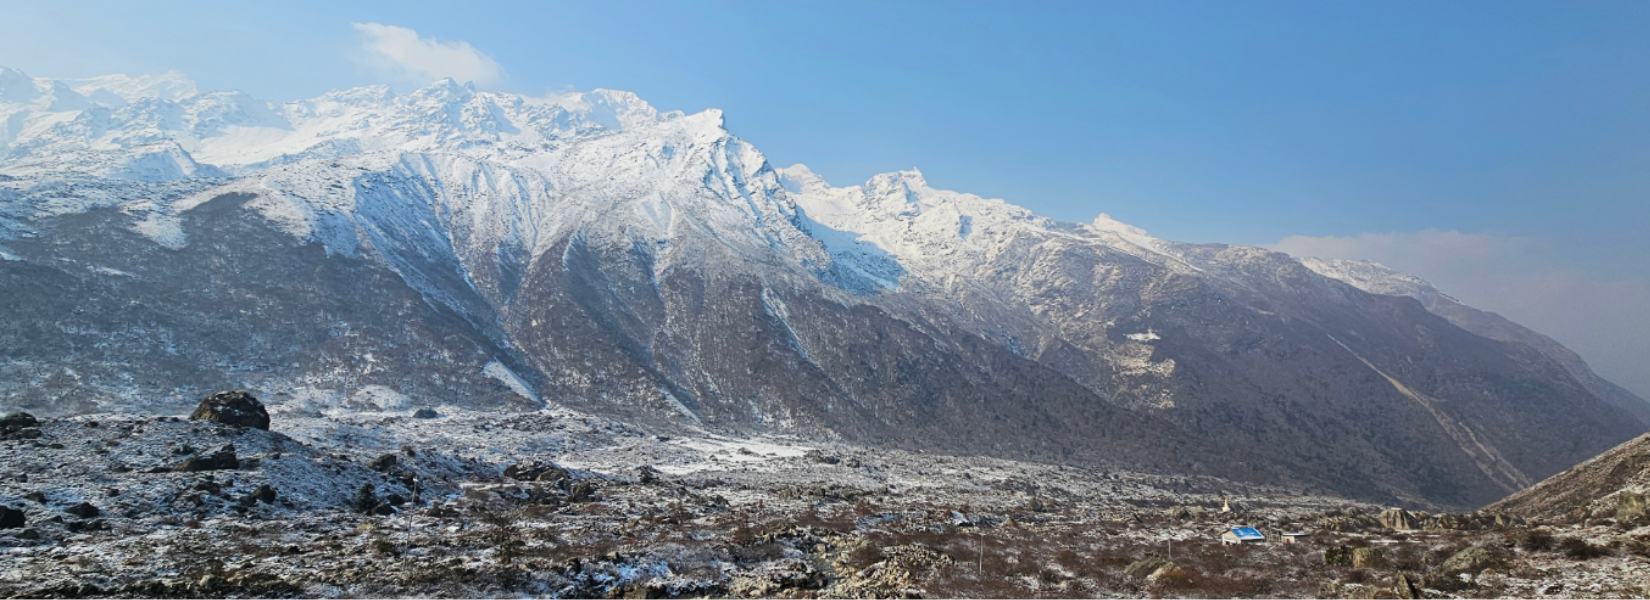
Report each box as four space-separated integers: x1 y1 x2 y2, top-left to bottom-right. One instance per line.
568 480 596 503
0 505 23 529
0 412 43 441
1123 556 1175 580
368 454 397 472
1617 490 1648 523
251 484 276 504
65 502 100 519
636 466 660 484
1379 508 1416 530
176 445 239 472
189 391 269 430
1395 572 1420 599
1351 547 1383 568
1439 544 1507 576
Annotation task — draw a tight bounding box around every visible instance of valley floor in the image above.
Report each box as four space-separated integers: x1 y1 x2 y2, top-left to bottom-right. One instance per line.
2 406 1647 598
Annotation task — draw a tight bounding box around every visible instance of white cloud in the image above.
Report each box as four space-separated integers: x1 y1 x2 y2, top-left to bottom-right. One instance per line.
352 22 505 87
1270 230 1650 401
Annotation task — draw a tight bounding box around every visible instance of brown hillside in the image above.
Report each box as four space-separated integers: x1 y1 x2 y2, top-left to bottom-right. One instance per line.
1487 432 1650 521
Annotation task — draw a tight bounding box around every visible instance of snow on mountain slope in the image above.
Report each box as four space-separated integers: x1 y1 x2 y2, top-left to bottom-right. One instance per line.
67 71 199 104
3 66 1645 509
2 66 673 181
1 64 1238 300
777 164 1200 291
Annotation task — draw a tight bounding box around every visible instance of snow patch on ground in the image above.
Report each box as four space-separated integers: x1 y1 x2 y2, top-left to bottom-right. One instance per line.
351 385 413 412
484 361 539 403
658 388 701 424
653 436 813 475
131 213 186 249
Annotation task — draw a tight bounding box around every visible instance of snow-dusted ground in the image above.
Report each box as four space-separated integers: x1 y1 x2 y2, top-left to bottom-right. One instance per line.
6 403 1646 598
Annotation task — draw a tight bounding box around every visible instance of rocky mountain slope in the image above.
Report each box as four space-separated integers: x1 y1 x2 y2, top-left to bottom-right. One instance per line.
1298 257 1650 427
1 66 1643 510
1487 432 1650 523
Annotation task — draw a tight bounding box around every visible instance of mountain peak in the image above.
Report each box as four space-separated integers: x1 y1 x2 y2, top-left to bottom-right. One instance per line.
411 77 476 101
0 66 41 104
68 71 199 104
866 168 927 190
1091 212 1149 237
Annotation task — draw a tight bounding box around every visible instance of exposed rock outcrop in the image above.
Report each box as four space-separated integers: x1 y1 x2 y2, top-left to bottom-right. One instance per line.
65 502 100 519
189 391 269 430
1124 556 1175 580
0 505 24 529
1439 544 1507 577
0 412 43 441
1378 507 1416 530
1489 432 1650 522
1616 490 1647 522
176 445 239 472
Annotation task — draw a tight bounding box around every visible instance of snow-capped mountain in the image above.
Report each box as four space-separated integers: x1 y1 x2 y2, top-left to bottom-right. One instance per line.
2 67 1644 509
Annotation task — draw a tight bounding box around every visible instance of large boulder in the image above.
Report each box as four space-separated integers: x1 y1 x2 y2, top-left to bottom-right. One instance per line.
1351 547 1383 568
0 412 43 440
0 505 24 529
176 445 239 472
1439 544 1507 576
1379 508 1417 530
1394 572 1421 599
65 502 100 519
368 454 398 472
1124 556 1175 580
504 460 568 482
1617 490 1648 523
189 391 269 430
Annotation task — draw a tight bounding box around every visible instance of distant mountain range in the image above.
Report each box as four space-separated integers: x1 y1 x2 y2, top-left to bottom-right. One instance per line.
2 66 1644 509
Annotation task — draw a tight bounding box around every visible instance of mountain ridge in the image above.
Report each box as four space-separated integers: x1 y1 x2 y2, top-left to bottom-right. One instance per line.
1 66 1643 509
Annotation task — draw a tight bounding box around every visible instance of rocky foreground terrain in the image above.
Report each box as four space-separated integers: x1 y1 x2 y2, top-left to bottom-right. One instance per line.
3 395 1648 599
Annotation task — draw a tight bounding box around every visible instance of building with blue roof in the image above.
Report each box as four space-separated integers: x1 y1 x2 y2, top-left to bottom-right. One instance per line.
1221 527 1267 545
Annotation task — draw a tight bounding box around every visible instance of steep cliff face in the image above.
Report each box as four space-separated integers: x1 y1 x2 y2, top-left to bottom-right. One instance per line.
1 67 1641 509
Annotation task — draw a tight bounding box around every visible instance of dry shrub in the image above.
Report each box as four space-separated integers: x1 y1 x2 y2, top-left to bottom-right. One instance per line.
1153 566 1199 590
844 543 887 570
1191 573 1273 597
852 499 878 518
1054 549 1082 570
1389 544 1425 572
1557 537 1608 560
730 524 756 545
1519 529 1555 552
789 509 855 534
731 541 786 563
1424 537 1473 568
1624 537 1650 559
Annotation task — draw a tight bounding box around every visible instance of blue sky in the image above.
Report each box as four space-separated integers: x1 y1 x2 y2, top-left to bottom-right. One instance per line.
3 0 1647 394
